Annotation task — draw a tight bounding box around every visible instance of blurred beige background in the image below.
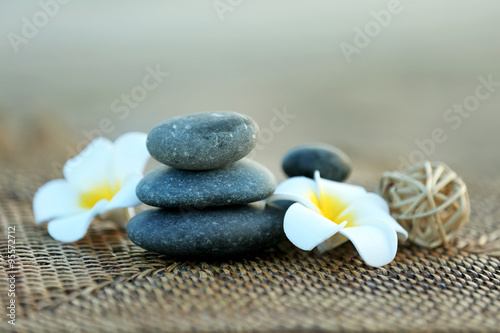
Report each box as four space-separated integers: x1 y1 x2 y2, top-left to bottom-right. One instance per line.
1 0 499 182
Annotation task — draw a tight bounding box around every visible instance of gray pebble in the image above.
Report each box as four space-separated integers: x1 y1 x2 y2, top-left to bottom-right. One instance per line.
136 158 277 208
147 111 259 170
282 143 352 182
126 202 286 258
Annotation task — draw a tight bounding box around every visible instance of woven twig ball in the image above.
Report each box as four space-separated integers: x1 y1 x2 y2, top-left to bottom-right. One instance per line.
377 161 470 248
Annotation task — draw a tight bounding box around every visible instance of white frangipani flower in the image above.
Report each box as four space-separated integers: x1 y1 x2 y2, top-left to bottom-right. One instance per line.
33 132 150 243
268 171 408 267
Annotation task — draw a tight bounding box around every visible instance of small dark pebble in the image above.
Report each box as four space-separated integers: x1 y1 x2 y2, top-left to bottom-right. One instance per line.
282 143 352 182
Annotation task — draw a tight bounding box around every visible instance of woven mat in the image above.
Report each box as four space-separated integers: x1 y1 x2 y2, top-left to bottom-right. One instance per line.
1 167 500 333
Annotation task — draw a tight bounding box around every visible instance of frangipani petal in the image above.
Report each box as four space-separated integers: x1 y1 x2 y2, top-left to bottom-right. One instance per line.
34 132 150 243
316 233 349 253
33 179 83 224
311 193 408 253
339 218 399 267
337 193 408 238
284 203 346 251
103 173 143 212
47 200 108 243
63 137 113 192
268 176 320 212
314 171 366 220
386 216 408 240
272 172 405 267
111 132 149 184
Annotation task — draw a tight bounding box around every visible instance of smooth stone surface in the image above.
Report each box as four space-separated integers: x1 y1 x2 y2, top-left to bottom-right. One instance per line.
136 158 277 208
282 143 352 182
126 202 286 258
147 111 259 170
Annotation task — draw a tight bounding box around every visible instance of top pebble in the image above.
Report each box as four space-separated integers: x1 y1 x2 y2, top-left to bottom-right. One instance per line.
147 111 259 170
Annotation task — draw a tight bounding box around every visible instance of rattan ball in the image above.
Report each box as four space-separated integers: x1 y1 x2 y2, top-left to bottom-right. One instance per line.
377 161 470 249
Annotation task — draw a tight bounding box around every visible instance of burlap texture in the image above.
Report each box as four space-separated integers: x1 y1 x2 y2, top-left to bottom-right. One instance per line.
0 166 499 332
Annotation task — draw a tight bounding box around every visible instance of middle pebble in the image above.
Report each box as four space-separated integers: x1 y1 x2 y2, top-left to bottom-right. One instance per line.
136 158 276 208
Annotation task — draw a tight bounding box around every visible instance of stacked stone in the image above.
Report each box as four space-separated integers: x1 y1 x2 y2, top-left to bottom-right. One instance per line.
127 111 285 258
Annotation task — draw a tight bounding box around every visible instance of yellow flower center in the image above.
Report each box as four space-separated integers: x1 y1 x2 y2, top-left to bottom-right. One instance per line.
79 182 120 209
314 191 354 228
